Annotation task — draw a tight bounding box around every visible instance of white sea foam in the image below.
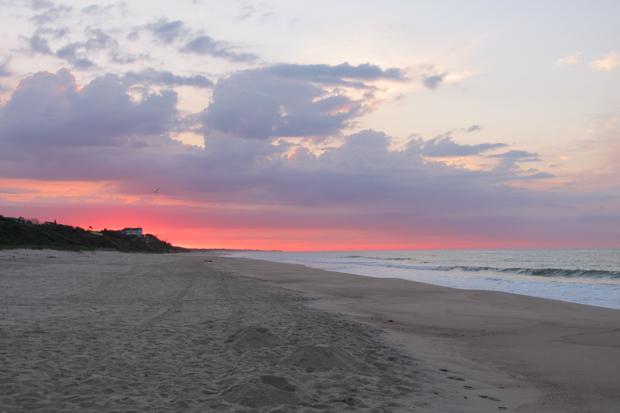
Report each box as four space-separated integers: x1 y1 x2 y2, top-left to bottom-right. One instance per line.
230 248 620 310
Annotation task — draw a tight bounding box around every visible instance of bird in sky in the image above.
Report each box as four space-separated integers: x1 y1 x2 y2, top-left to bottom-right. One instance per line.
154 188 160 194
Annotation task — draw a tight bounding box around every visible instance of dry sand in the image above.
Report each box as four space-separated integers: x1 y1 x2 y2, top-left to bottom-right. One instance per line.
0 250 618 412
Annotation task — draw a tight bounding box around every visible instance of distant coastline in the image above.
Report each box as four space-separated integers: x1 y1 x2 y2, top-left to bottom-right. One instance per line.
189 248 282 252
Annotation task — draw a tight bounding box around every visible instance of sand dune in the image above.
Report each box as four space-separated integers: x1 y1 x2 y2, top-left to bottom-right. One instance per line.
1 249 618 412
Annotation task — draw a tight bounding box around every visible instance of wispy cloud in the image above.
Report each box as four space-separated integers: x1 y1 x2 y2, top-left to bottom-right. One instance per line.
589 51 619 72
181 36 259 63
122 68 214 89
147 19 188 44
0 57 11 76
407 135 506 157
461 125 481 133
555 52 581 67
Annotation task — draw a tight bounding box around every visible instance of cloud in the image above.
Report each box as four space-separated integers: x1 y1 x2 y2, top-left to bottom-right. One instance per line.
25 27 119 70
110 51 150 65
0 67 540 209
589 51 619 72
407 135 506 157
421 73 448 89
2 67 603 250
0 187 39 194
26 34 53 54
147 19 188 44
487 150 542 171
30 2 72 27
462 125 481 133
555 53 581 67
31 0 55 9
0 58 10 76
55 42 95 69
520 172 555 180
261 62 405 88
406 65 450 89
0 69 179 148
237 4 274 22
181 36 259 63
81 4 115 16
0 68 590 250
121 68 214 89
201 65 376 140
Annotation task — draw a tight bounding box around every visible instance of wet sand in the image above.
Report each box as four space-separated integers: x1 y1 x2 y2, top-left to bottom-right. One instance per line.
1 250 618 412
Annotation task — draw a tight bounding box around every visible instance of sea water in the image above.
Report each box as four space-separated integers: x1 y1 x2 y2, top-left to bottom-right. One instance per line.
229 248 620 310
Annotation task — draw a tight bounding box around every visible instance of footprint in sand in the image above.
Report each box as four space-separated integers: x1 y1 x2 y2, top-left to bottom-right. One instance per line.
225 326 286 348
284 344 371 373
221 374 314 408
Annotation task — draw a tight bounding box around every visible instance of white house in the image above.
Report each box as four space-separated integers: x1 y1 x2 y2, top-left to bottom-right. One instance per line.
121 228 143 237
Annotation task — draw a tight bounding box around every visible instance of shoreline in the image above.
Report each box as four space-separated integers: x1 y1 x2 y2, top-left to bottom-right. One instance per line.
217 255 620 412
1 249 618 412
224 249 620 310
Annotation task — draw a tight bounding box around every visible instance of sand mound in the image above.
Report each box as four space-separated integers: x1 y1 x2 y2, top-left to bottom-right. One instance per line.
225 326 285 348
221 375 313 408
284 344 371 372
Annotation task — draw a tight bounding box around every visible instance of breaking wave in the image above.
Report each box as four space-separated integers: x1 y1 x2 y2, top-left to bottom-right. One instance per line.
343 256 620 279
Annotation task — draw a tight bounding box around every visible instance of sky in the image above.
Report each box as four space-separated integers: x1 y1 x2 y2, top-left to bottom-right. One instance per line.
0 0 619 250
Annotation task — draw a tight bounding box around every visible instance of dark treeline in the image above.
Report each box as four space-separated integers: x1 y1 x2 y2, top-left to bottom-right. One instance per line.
0 215 187 253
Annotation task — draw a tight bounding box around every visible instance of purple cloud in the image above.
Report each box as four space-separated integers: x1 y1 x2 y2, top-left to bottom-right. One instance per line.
488 150 542 171
181 36 259 63
201 67 369 140
0 68 585 240
121 68 214 89
0 58 11 76
0 69 178 148
261 62 405 88
147 19 188 44
407 135 507 157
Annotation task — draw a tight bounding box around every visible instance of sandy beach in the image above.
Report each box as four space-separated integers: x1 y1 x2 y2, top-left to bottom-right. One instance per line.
1 250 619 412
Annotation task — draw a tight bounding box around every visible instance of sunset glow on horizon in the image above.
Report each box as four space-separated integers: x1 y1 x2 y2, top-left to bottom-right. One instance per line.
1 1 619 251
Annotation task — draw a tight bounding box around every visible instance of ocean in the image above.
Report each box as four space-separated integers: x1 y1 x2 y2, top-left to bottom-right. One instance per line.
229 248 620 310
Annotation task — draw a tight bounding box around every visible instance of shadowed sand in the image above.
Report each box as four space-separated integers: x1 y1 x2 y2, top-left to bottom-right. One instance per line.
0 250 618 412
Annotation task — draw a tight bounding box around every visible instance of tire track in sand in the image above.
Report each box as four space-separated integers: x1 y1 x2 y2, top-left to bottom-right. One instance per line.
214 265 246 325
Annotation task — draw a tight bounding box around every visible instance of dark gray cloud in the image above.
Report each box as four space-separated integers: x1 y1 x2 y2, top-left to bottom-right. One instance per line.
181 36 259 63
407 136 507 157
201 67 368 140
0 69 179 148
147 19 188 44
122 68 214 89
